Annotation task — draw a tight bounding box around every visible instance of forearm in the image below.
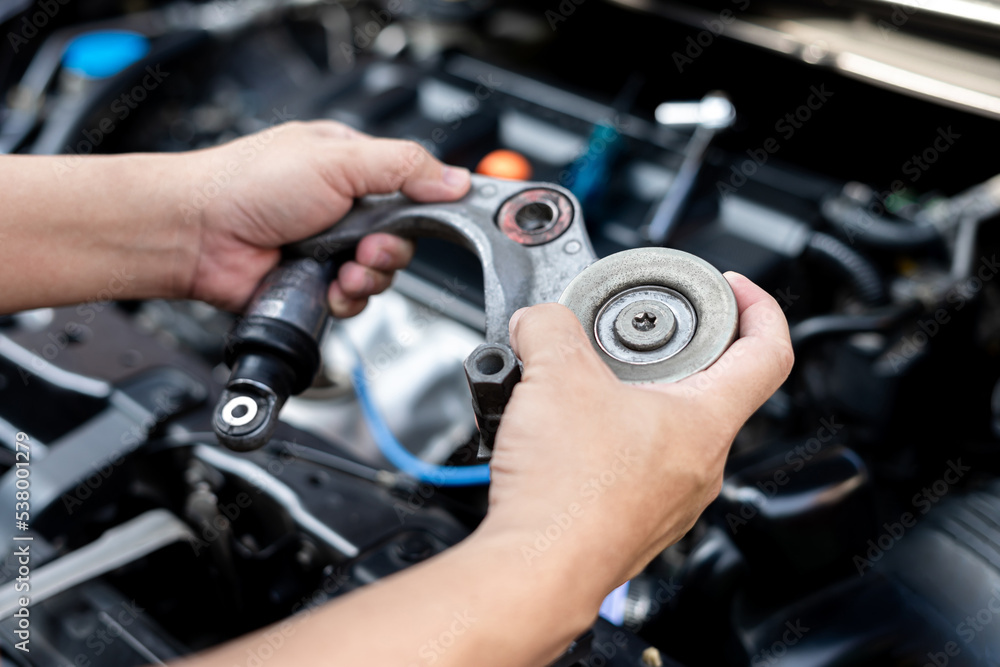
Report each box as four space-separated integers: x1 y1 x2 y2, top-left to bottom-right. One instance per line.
0 154 199 313
183 526 607 667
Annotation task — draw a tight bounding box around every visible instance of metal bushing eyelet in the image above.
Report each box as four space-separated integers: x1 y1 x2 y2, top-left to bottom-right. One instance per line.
496 189 574 246
559 247 738 383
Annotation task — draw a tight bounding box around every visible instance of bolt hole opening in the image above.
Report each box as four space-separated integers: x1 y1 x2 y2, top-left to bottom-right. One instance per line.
231 404 248 419
476 352 506 375
514 201 556 232
632 312 657 331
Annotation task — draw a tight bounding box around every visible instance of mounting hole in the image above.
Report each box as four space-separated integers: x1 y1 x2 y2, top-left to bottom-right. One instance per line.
476 352 505 375
514 201 557 232
221 396 258 427
497 189 574 246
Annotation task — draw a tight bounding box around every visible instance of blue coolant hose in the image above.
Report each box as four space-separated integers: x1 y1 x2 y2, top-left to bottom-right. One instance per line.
351 366 490 487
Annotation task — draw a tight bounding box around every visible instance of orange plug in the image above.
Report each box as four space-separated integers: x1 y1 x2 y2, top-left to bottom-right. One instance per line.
475 149 533 181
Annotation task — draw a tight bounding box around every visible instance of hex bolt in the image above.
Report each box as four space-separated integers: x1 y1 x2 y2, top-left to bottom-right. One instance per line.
613 300 676 352
464 343 522 460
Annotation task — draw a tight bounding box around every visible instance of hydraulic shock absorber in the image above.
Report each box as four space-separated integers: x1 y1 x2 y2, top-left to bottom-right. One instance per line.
213 254 344 452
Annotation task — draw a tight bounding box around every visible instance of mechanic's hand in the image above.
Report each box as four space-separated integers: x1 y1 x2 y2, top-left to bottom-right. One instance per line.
180 121 470 314
481 272 793 591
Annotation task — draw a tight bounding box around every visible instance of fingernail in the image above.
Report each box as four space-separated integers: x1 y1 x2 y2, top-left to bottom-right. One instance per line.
328 284 346 312
373 250 392 269
442 166 469 187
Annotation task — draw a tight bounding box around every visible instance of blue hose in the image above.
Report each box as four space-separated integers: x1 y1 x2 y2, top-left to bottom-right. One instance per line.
351 366 490 487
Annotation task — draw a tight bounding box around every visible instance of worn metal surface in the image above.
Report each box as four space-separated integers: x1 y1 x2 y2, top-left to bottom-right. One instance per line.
559 247 738 383
463 343 521 460
291 175 598 347
610 296 682 354
220 176 738 452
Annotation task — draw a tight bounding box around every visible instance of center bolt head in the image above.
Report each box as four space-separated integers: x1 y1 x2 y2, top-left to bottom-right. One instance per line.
614 300 676 351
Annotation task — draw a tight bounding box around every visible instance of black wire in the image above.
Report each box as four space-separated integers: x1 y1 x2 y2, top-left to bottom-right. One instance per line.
821 196 942 251
805 232 889 307
156 431 412 491
789 304 918 349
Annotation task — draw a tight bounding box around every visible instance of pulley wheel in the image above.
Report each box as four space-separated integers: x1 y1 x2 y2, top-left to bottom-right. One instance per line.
558 247 738 383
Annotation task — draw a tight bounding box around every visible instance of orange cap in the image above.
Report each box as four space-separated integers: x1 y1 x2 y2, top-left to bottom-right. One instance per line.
475 149 533 181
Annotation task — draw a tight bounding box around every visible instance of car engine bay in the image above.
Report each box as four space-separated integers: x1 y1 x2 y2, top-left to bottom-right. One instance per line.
3 0 1000 664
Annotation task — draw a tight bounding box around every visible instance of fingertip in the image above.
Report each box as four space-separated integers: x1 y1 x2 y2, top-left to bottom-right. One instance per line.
442 166 471 191
328 281 369 318
356 233 415 270
404 164 471 202
327 281 349 313
723 270 747 285
339 296 369 318
507 303 594 369
508 307 529 337
338 262 374 296
721 272 782 319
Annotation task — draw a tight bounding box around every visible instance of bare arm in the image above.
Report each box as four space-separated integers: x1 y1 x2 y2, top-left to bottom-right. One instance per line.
0 122 792 666
0 121 470 314
0 153 199 312
182 276 793 667
185 531 602 667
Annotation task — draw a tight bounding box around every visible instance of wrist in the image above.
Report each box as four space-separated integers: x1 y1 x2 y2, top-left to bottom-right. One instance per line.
83 152 204 302
0 153 204 312
136 151 206 301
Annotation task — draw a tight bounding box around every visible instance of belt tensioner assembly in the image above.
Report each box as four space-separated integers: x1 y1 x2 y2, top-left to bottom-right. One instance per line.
213 175 738 456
